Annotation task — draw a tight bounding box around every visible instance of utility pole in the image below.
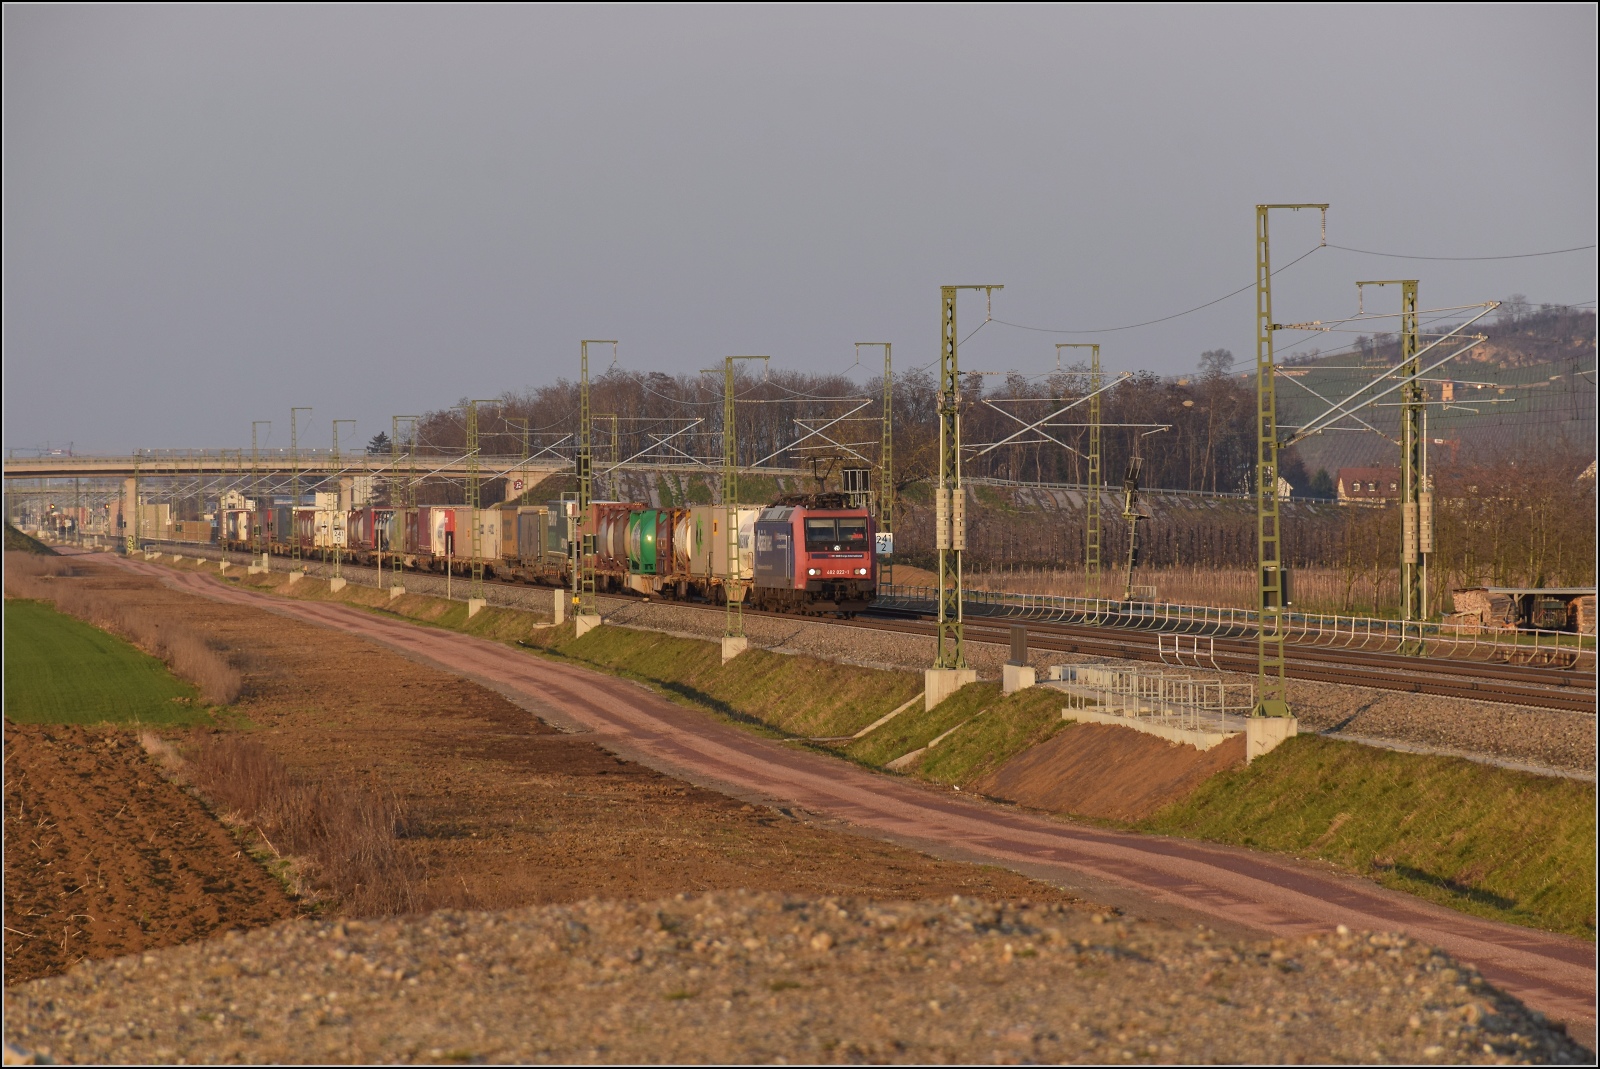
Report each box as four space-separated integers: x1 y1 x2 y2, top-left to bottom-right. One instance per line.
464 401 497 613
577 342 616 630
209 454 223 563
857 342 894 589
290 408 312 569
1358 279 1425 654
703 354 768 655
1057 343 1102 595
128 453 141 555
1120 457 1144 600
251 421 270 566
331 420 356 585
926 284 1002 708
1254 204 1326 718
389 415 419 593
934 286 1002 672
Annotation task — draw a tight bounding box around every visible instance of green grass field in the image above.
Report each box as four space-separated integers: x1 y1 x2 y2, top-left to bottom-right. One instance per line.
1143 734 1596 938
4 599 213 726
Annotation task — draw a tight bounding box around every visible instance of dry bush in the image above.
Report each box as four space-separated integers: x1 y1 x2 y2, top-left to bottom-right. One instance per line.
3 551 78 579
158 629 245 706
186 733 420 917
4 553 243 703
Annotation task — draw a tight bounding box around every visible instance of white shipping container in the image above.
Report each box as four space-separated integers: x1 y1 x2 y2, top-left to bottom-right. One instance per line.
688 506 758 580
426 507 502 560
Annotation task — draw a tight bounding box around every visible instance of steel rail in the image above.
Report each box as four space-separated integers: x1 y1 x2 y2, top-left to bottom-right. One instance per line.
857 610 1595 714
947 612 1595 691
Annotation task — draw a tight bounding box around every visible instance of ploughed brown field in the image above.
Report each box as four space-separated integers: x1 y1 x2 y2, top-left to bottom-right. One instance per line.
4 560 1075 985
3 723 298 983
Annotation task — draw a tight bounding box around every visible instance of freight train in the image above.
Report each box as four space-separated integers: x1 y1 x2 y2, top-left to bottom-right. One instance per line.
216 494 877 614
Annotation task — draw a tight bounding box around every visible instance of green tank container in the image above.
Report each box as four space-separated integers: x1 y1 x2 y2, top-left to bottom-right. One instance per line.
628 510 659 575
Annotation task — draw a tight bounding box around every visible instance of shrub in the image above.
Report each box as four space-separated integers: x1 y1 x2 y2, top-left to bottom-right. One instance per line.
185 733 419 916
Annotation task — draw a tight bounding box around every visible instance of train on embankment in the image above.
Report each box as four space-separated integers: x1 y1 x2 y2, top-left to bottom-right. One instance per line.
211 494 879 615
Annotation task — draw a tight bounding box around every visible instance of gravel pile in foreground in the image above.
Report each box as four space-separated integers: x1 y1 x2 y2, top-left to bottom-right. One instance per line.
5 892 1588 1065
600 597 1595 776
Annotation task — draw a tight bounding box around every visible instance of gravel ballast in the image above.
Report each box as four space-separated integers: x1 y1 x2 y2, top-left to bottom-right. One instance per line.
5 891 1589 1065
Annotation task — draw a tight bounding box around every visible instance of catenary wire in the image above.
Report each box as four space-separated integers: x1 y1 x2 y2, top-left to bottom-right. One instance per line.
1327 243 1596 261
988 245 1324 336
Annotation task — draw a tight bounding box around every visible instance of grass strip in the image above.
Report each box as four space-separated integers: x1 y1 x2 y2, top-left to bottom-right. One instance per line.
5 524 55 555
555 625 923 739
3 598 213 727
914 688 1072 785
1142 734 1596 939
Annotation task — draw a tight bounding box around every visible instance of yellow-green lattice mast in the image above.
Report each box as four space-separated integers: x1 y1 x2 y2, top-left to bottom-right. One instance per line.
1254 204 1325 718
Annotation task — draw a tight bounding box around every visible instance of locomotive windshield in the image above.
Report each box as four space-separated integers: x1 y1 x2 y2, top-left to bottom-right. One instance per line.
805 516 869 551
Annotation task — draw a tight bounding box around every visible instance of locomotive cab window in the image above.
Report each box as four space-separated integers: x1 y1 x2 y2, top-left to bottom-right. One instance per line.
804 518 838 550
805 517 868 552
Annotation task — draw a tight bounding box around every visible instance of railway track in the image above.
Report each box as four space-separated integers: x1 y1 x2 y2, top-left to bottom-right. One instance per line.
850 607 1596 714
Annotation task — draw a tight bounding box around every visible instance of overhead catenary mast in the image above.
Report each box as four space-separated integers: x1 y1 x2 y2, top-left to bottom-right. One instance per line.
464 400 498 613
1057 343 1103 595
289 407 312 569
934 285 1001 676
702 354 768 652
1253 204 1325 719
389 415 420 593
577 341 617 626
330 420 356 585
1356 279 1425 653
854 342 894 588
251 421 270 566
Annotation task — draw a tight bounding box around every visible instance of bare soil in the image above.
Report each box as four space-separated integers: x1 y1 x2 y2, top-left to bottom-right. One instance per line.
972 724 1248 822
2 723 297 984
7 559 1075 979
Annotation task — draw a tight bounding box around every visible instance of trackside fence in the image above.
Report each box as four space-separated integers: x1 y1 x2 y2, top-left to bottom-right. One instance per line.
880 583 1596 672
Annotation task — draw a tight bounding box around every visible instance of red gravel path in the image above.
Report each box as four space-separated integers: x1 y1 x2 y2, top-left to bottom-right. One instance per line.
108 555 1597 1037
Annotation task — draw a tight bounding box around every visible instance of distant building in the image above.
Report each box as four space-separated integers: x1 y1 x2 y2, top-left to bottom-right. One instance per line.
1449 587 1597 635
1336 467 1400 504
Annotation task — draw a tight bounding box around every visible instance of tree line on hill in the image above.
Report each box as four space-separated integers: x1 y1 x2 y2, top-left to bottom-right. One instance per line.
380 323 1591 585
400 351 1311 500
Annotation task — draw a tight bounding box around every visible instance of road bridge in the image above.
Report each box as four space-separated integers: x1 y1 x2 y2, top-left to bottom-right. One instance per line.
2 452 566 481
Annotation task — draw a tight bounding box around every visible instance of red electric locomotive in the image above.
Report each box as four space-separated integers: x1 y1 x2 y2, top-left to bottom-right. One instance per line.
751 494 876 614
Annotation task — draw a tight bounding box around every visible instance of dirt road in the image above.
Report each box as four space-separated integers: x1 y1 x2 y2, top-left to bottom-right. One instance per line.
109 555 1597 1039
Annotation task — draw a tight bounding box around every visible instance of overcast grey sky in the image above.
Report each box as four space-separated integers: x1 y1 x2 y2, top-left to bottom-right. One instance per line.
4 4 1595 453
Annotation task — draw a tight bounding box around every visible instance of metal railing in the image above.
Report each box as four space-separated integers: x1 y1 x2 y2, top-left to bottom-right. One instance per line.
967 474 1339 507
881 583 1596 670
1055 663 1254 734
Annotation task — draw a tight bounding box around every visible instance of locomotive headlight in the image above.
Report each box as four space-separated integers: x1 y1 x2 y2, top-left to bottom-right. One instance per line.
807 567 819 576
855 567 869 575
